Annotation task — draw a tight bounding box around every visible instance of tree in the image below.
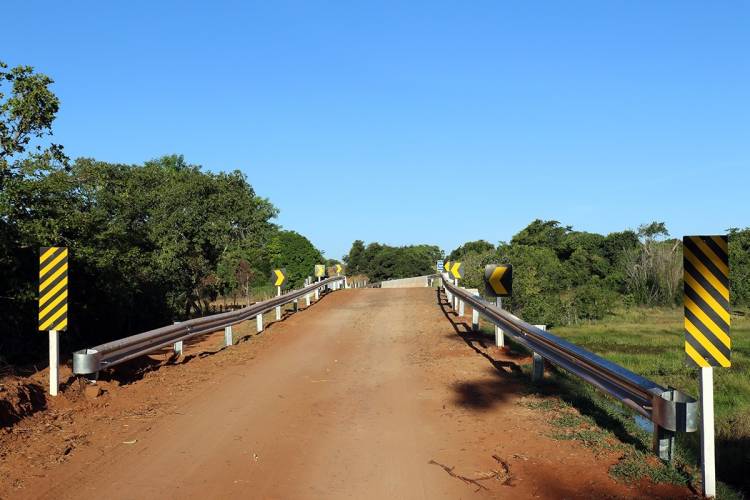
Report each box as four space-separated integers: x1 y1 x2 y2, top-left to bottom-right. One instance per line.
728 228 750 307
267 230 324 288
1 61 67 188
447 240 494 261
344 240 365 274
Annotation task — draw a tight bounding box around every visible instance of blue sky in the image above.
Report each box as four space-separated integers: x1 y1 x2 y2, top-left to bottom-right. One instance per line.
4 1 749 259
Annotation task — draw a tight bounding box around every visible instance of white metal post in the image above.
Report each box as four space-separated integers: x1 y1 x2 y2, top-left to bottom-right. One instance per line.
48 329 59 396
173 321 183 356
700 367 716 498
495 297 504 347
306 293 311 306
471 291 480 331
256 313 263 333
453 278 459 310
459 298 464 317
276 285 281 320
224 325 233 347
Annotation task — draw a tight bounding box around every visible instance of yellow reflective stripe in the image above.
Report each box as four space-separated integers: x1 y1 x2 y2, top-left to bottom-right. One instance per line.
40 304 67 331
711 236 728 253
685 318 731 367
684 247 729 300
684 273 730 324
690 237 729 277
685 341 710 367
40 247 58 265
40 277 68 307
55 318 67 331
39 249 67 278
38 290 67 320
40 264 67 292
684 297 731 348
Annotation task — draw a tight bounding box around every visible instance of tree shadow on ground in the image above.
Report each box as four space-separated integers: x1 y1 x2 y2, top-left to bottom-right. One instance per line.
434 288 653 455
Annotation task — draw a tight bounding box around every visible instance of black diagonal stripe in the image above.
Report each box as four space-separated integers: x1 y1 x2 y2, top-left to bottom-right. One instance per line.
39 266 68 298
702 236 728 262
684 284 729 332
39 260 68 293
684 260 729 310
50 311 67 331
685 332 722 367
684 308 731 359
684 237 729 285
40 247 65 267
39 299 68 327
40 285 68 312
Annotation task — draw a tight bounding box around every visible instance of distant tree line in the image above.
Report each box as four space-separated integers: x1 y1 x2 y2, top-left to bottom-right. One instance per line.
343 240 442 282
0 62 325 365
446 220 750 326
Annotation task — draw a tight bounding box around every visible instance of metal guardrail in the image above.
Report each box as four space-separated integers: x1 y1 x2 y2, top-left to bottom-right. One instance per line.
441 274 697 462
73 276 346 376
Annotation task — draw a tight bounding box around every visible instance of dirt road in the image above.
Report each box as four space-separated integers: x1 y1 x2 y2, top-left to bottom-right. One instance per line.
2 288 691 499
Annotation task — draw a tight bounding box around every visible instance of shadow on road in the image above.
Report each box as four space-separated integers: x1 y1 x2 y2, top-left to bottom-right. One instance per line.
434 287 654 455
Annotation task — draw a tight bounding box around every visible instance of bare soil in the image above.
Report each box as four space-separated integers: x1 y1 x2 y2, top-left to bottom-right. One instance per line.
0 288 695 499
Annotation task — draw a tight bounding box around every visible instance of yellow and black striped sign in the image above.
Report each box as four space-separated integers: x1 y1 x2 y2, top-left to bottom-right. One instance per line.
683 235 730 368
39 247 68 332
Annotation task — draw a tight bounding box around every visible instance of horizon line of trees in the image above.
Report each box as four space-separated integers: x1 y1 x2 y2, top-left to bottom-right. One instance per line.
343 240 441 282
343 220 750 327
444 220 750 326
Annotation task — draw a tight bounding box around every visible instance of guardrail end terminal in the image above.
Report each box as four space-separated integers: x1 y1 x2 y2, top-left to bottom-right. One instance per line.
72 348 102 376
651 387 698 461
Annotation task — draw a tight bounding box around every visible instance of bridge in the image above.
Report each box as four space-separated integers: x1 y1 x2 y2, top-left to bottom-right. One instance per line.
1 281 695 499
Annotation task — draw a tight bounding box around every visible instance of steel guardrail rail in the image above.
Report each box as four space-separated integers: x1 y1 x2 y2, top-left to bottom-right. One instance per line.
73 276 346 375
441 274 697 449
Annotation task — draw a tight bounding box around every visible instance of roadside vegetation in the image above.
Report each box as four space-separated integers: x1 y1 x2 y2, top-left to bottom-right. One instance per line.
343 240 441 282
551 309 749 497
0 61 326 366
438 216 750 496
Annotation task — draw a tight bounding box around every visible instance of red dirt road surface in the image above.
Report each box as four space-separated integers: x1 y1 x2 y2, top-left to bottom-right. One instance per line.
0 288 692 499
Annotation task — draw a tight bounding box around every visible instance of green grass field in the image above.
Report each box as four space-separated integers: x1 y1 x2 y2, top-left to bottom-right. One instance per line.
549 308 749 497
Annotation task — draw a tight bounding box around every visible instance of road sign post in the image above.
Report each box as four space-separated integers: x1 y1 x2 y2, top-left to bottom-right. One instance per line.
683 235 730 499
39 247 68 396
483 264 513 348
48 329 59 396
495 297 504 347
271 269 288 321
276 285 282 320
449 262 463 311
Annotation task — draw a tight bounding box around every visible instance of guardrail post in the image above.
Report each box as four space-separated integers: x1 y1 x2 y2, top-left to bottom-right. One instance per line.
224 325 233 347
276 285 282 320
531 325 546 382
471 291 480 332
256 314 263 333
293 298 299 311
495 297 504 347
458 296 465 317
173 321 183 356
653 389 677 462
315 288 319 301
306 293 311 306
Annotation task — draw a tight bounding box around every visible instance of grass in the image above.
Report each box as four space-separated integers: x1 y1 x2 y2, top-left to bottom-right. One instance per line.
532 307 750 497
